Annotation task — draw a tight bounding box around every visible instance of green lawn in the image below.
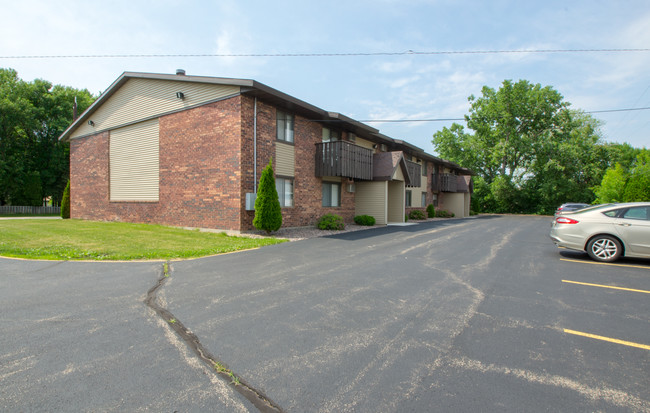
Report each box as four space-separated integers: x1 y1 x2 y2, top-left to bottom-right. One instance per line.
0 219 287 261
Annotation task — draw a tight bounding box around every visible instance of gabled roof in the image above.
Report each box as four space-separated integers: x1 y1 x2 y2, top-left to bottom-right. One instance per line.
373 151 412 185
58 71 474 175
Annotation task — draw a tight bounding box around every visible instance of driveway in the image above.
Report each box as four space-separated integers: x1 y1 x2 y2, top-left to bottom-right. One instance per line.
2 216 649 412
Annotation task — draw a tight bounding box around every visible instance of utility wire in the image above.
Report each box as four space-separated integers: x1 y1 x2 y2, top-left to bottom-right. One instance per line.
359 107 650 123
2 48 650 59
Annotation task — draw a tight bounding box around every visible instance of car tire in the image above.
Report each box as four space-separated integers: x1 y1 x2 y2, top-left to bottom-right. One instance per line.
587 235 622 262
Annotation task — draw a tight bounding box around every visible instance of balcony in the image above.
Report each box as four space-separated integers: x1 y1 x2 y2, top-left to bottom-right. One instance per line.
405 161 421 188
431 173 460 192
315 141 373 180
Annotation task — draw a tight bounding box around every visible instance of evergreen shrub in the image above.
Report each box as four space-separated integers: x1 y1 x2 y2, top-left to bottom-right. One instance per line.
426 204 436 218
253 159 282 233
408 209 426 220
317 213 345 230
61 180 71 219
354 215 376 226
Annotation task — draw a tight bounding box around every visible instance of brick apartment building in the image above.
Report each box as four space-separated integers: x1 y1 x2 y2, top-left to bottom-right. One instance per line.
59 71 473 232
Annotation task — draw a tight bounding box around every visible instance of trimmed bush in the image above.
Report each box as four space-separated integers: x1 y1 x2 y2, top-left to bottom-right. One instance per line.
426 204 436 218
435 209 453 218
408 209 426 220
253 159 282 233
354 215 376 226
61 180 71 219
317 213 345 230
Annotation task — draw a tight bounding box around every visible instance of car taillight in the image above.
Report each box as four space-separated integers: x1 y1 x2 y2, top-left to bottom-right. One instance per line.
556 217 579 224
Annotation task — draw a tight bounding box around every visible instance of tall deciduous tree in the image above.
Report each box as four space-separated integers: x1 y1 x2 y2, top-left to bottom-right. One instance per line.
433 79 607 214
0 68 94 206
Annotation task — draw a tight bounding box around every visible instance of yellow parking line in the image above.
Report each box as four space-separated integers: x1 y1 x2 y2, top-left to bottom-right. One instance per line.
564 329 650 351
562 279 650 294
560 258 650 270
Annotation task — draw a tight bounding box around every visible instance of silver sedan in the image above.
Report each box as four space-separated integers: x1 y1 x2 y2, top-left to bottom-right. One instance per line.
550 202 650 262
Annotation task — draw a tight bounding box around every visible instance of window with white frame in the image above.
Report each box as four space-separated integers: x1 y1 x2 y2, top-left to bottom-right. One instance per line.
276 110 294 143
275 177 294 207
405 190 412 207
322 182 341 207
421 192 427 207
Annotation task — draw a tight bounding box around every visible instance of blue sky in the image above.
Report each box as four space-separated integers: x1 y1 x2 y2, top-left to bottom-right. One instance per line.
2 0 649 153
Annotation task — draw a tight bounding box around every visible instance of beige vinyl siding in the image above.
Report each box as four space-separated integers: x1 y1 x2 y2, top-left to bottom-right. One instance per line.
393 164 405 181
110 119 159 201
413 175 428 207
275 141 295 177
71 78 240 139
354 137 375 150
355 181 387 225
387 181 405 223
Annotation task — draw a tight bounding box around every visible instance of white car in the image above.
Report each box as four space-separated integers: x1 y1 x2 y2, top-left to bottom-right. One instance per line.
550 202 650 262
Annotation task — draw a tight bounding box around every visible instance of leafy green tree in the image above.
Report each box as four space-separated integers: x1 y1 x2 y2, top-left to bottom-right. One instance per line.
622 151 650 201
433 80 607 214
0 68 94 206
253 159 282 233
593 163 628 203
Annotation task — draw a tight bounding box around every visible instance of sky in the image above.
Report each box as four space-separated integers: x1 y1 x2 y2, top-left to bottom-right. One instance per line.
1 0 649 153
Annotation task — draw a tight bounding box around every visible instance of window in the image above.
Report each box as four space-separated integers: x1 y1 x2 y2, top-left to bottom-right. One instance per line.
275 178 293 207
421 192 427 207
322 182 341 207
432 193 438 207
421 161 427 176
322 128 340 142
622 206 649 220
405 190 412 207
276 110 294 143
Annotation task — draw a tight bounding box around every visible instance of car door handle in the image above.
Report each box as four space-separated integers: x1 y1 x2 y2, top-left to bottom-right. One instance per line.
617 223 631 227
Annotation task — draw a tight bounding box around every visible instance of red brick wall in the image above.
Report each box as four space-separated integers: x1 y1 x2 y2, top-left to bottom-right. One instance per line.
70 94 362 232
239 96 357 230
69 97 244 231
69 131 110 220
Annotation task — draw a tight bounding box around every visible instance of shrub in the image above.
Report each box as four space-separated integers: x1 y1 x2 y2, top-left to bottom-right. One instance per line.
408 209 426 220
317 213 345 230
354 215 375 226
426 204 436 218
61 180 71 219
253 159 282 234
436 209 453 218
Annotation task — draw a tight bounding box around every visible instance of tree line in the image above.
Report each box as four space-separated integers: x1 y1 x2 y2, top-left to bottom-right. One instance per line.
0 68 94 206
432 79 649 215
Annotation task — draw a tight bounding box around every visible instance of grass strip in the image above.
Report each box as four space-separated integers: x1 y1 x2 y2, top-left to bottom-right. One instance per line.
0 219 286 261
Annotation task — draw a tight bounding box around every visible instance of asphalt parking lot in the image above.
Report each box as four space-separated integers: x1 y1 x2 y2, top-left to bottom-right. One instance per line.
1 215 649 412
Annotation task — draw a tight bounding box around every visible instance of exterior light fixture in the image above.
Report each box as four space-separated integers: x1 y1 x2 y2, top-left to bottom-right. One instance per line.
88 120 95 126
176 92 185 100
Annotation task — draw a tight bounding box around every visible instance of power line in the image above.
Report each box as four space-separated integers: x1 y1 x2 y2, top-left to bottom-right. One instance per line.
2 48 650 59
360 107 650 123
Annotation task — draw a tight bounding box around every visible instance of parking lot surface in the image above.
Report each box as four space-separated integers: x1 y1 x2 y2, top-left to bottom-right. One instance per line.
2 215 649 411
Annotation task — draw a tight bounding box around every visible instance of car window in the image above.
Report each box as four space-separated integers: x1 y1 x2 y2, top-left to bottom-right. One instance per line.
603 210 619 217
573 204 613 214
621 206 649 220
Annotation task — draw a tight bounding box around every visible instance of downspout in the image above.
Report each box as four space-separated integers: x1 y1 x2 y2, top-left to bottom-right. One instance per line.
254 97 258 193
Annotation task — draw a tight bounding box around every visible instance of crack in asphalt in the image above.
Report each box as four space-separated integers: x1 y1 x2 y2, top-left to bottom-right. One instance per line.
145 262 283 413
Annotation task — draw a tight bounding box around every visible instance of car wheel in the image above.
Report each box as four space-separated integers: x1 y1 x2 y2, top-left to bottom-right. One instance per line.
587 235 622 262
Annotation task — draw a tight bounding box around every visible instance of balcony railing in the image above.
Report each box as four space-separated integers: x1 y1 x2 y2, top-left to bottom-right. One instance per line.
405 161 421 188
440 174 458 192
315 141 373 180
